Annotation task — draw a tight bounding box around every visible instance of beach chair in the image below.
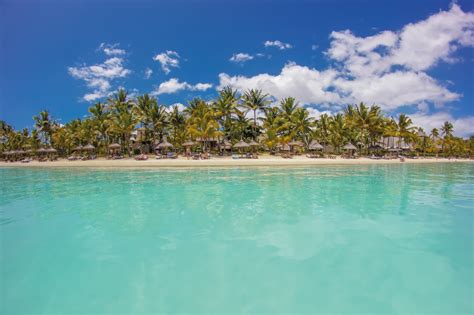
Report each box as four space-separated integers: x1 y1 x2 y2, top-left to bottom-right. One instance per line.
167 152 178 159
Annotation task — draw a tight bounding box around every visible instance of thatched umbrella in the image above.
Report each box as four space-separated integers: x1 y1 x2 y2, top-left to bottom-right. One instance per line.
309 140 323 150
233 140 249 155
46 147 57 154
233 140 249 149
83 144 95 151
343 143 357 150
280 144 291 151
182 140 195 147
156 137 173 155
288 140 303 153
107 143 121 157
156 139 173 150
73 145 83 152
248 140 259 147
222 139 232 149
37 148 47 154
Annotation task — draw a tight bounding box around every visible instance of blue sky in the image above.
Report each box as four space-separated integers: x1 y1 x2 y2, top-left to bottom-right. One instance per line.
1 0 473 136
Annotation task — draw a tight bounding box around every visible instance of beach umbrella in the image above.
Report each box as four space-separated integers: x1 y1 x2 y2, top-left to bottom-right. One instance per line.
156 139 173 149
108 143 121 149
233 140 249 149
15 150 26 155
248 140 259 147
222 140 232 150
182 140 195 147
309 140 323 150
280 144 291 151
83 144 95 150
46 147 57 153
73 145 83 151
37 148 47 153
343 143 357 150
288 140 303 147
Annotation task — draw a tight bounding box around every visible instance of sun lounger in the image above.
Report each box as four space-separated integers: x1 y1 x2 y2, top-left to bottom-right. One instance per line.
167 152 178 159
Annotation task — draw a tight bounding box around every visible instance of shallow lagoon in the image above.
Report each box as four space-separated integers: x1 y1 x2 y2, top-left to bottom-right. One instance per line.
1 164 473 313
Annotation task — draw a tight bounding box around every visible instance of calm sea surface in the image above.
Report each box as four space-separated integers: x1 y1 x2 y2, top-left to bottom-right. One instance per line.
1 164 473 314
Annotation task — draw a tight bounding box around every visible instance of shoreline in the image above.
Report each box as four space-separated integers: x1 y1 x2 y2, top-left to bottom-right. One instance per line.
1 156 472 168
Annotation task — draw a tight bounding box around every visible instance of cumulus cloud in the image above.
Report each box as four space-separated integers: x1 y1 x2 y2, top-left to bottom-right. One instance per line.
230 53 254 63
153 50 180 74
411 111 474 137
69 53 130 102
326 4 474 77
218 4 474 134
165 102 187 113
151 78 212 95
264 40 293 50
144 68 153 79
219 63 342 105
98 43 126 56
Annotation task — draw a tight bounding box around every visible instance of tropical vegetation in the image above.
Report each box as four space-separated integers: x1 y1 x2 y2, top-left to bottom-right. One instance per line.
1 88 473 158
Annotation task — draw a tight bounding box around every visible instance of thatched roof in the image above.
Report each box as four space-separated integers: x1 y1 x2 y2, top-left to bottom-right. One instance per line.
233 140 249 148
108 143 121 149
156 140 173 149
280 144 291 151
83 144 95 150
182 140 195 147
288 140 303 146
46 147 57 153
309 140 323 150
343 143 357 150
73 145 83 151
248 140 259 147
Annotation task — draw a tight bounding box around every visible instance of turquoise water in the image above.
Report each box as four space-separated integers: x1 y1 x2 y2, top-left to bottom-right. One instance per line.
1 164 473 314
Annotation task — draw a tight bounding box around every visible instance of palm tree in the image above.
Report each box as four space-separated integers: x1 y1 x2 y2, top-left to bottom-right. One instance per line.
441 121 454 139
88 102 109 154
169 105 186 148
441 121 454 157
33 110 55 145
213 86 238 138
290 107 314 146
107 90 137 156
395 114 415 148
186 99 222 151
241 89 270 140
329 113 347 152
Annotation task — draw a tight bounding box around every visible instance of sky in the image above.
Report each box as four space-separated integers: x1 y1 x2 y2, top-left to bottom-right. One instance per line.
1 0 473 136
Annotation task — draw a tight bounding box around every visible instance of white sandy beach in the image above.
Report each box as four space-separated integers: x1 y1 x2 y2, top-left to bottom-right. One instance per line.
1 155 472 168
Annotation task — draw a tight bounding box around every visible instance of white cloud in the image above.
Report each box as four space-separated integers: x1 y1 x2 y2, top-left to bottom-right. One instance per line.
411 111 474 137
165 102 187 113
153 50 180 74
219 63 342 105
68 56 130 102
311 44 319 51
144 68 153 79
151 78 212 95
230 53 254 63
98 43 126 56
326 4 474 77
264 40 293 50
218 4 473 136
332 71 460 110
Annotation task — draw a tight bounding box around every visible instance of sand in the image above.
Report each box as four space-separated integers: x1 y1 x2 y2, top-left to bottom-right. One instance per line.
1 155 472 168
